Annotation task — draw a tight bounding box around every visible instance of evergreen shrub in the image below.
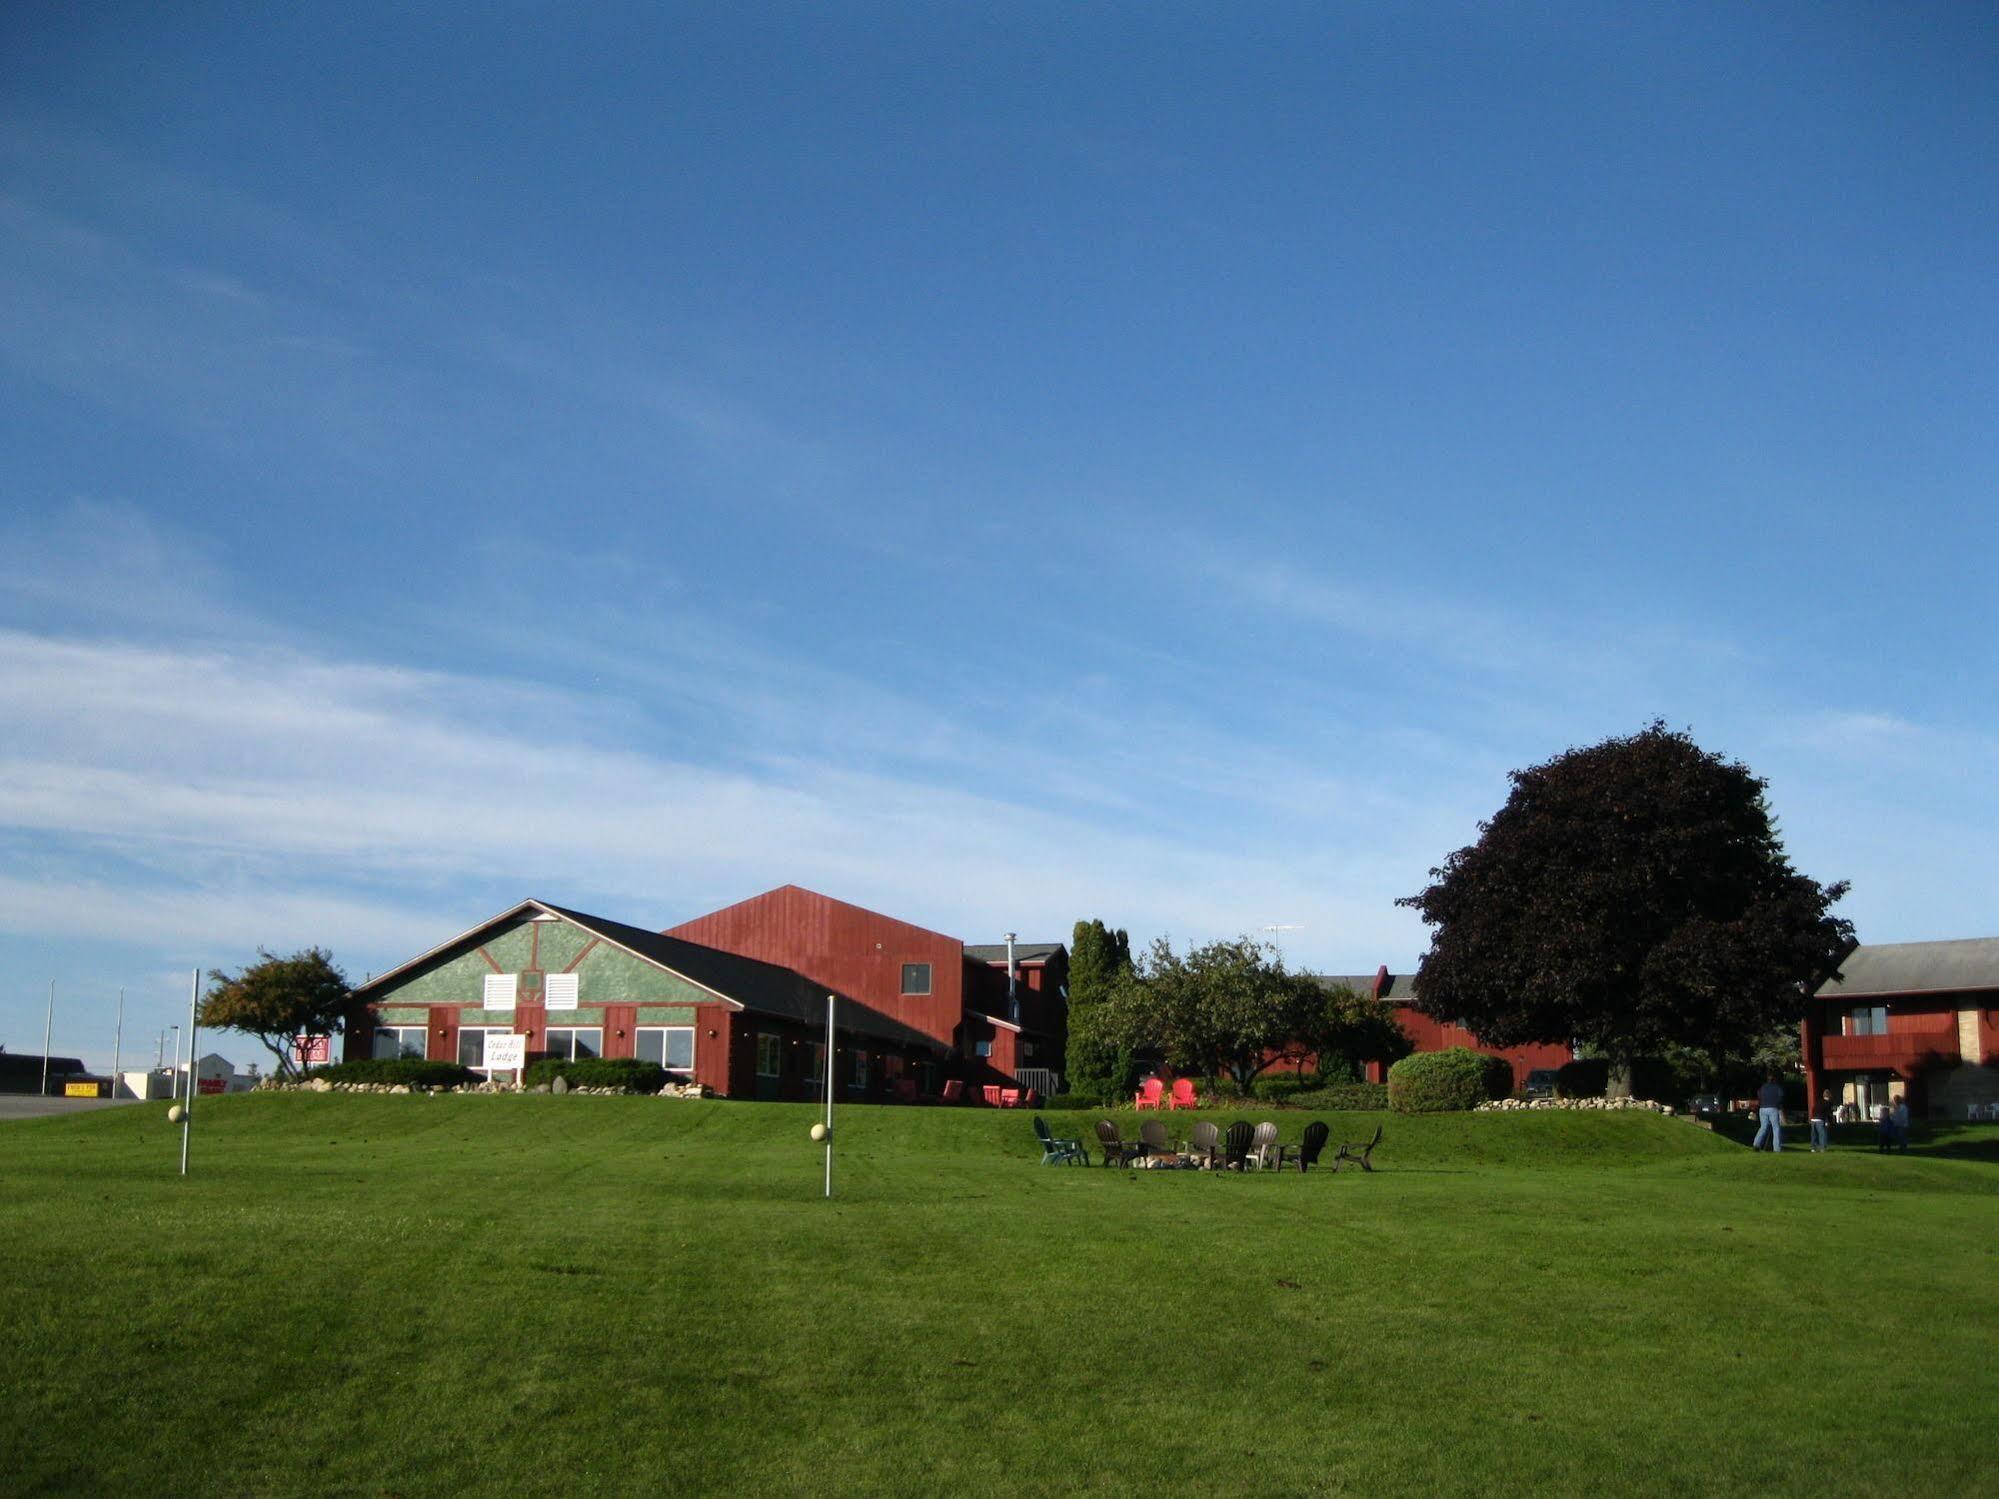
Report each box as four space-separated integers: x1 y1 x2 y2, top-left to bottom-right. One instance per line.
523 1057 669 1092
1290 1081 1389 1111
1387 1048 1512 1113
305 1059 480 1089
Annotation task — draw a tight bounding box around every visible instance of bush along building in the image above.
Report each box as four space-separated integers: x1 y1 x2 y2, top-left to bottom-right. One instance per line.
1804 938 1999 1120
347 888 1067 1101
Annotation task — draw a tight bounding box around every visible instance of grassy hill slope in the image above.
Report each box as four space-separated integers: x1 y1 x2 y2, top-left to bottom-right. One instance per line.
2 1097 1992 1497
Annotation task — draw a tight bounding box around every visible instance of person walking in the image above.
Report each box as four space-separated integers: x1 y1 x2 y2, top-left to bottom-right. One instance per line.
1809 1089 1833 1153
1891 1095 1911 1153
1876 1101 1895 1153
1751 1073 1786 1152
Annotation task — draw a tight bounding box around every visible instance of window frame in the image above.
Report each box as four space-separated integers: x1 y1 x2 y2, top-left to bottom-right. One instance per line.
634 1026 695 1073
373 1025 425 1061
458 1025 509 1073
899 962 932 996
756 1033 783 1078
543 1027 603 1062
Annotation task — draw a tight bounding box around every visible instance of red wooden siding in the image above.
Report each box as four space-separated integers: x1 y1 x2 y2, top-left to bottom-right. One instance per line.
665 885 966 1047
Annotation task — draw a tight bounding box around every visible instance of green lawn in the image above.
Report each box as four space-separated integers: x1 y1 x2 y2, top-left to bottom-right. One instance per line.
2 1098 1994 1497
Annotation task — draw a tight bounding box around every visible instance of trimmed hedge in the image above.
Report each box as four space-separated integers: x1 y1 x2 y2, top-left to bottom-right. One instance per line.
1288 1081 1389 1111
305 1059 480 1089
1386 1048 1512 1113
522 1057 669 1093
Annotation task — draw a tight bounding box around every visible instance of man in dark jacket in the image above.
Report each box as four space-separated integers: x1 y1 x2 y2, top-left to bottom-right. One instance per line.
1751 1074 1785 1152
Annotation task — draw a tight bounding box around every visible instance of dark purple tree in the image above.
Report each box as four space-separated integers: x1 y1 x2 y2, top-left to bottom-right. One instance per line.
1398 722 1853 1089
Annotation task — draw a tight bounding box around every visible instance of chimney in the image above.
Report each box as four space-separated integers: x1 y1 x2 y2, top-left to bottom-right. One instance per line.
1005 933 1018 1021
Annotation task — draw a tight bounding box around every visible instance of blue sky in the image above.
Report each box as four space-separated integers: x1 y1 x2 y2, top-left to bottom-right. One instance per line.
4 4 1995 1074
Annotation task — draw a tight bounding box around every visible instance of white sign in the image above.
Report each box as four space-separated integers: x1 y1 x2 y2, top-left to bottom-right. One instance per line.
544 973 579 1010
485 1034 528 1071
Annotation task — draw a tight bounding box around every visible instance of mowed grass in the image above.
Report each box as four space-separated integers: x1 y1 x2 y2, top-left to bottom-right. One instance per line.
2 1100 1994 1498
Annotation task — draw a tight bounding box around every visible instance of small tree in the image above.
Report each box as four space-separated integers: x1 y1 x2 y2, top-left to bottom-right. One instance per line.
199 948 354 1079
1101 935 1340 1094
1398 722 1853 1094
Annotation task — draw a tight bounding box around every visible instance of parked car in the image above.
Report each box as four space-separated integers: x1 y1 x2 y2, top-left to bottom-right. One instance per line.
1523 1069 1559 1100
1688 1092 1724 1115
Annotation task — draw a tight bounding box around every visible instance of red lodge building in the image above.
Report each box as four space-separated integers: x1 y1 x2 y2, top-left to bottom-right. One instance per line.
348 886 1068 1101
1803 938 1999 1120
1306 968 1572 1090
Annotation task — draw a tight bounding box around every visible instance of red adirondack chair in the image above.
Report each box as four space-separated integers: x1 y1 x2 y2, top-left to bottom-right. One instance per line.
940 1079 965 1105
1134 1077 1164 1110
982 1084 1004 1107
1000 1088 1022 1109
1168 1078 1198 1111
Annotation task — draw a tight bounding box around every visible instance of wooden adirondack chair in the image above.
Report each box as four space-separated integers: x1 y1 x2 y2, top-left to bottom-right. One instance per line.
1186 1119 1221 1168
1095 1118 1144 1168
1246 1120 1282 1170
1333 1124 1382 1172
1134 1077 1165 1110
1168 1078 1198 1110
1289 1120 1331 1172
1034 1115 1088 1165
1221 1120 1254 1170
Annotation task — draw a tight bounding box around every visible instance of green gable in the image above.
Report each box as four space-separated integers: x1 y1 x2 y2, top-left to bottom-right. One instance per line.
367 910 729 1012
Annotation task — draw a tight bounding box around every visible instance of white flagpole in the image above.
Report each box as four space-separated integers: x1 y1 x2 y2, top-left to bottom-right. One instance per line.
180 969 198 1177
111 988 125 1100
40 980 54 1097
824 994 835 1199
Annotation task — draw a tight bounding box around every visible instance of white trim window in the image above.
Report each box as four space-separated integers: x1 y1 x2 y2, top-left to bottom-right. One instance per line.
373 1026 425 1061
543 1027 602 1061
636 1026 695 1073
483 973 517 1011
458 1026 507 1073
756 1034 783 1078
544 973 579 1011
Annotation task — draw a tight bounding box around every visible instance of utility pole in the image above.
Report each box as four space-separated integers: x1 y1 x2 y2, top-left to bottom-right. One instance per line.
112 988 125 1099
40 980 54 1097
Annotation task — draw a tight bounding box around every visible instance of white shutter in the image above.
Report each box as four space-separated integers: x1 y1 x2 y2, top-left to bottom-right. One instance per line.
544 973 579 1011
483 973 517 1011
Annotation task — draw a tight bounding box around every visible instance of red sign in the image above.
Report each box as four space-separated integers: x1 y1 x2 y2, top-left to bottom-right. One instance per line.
197 1078 225 1095
294 1034 331 1065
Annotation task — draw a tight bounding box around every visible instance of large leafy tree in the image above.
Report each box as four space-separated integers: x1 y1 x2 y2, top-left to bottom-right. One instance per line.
1397 722 1852 1089
199 948 355 1079
1100 935 1382 1092
1063 918 1133 1099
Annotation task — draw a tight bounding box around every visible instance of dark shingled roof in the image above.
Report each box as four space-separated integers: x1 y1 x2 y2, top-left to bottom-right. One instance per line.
1816 938 1999 999
538 904 946 1051
964 942 1064 964
1309 972 1418 1001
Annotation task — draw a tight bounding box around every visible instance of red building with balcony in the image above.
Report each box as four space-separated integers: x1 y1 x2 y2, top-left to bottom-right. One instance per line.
1804 938 1999 1120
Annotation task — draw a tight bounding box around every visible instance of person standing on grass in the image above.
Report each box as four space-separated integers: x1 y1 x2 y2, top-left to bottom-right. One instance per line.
1891 1095 1911 1152
1810 1089 1833 1153
1877 1102 1896 1153
1751 1073 1785 1152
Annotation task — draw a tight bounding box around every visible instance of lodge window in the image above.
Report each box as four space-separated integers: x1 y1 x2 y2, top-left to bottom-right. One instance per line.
1848 1006 1889 1036
851 1049 869 1089
635 1027 694 1073
757 1034 783 1078
900 963 932 995
544 1028 602 1061
973 1040 992 1059
458 1027 506 1072
373 1026 425 1061
483 973 517 1011
544 973 579 1010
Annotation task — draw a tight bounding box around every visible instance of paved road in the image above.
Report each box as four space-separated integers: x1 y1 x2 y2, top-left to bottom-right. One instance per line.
0 1095 143 1121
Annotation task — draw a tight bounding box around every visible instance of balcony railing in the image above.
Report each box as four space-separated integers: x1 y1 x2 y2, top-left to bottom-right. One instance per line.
1820 1031 1959 1071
